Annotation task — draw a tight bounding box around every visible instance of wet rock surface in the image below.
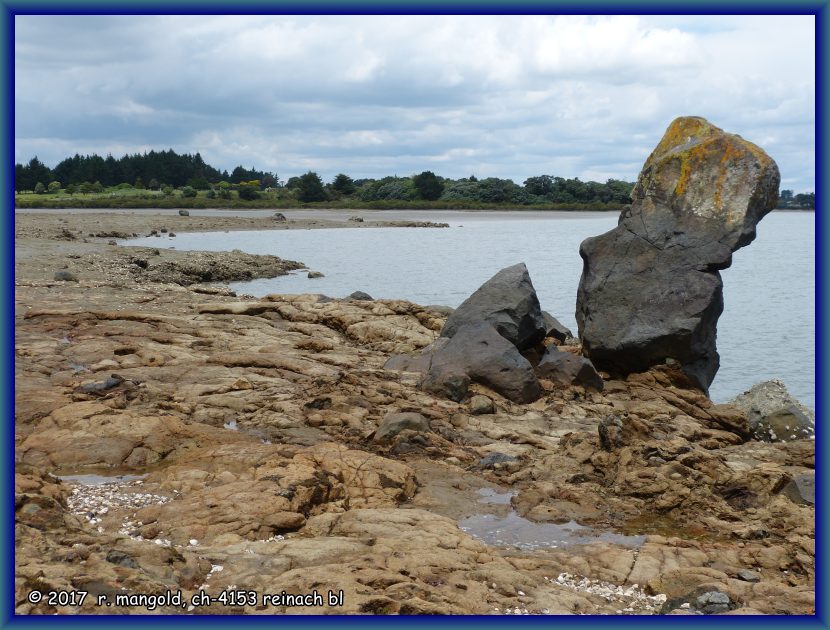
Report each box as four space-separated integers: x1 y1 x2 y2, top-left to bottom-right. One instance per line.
14 210 813 616
576 116 780 392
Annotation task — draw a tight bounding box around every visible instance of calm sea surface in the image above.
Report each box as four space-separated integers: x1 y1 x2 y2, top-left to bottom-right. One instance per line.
126 211 815 408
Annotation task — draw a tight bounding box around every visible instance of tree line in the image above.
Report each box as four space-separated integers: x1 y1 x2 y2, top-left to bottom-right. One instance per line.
15 152 277 193
15 150 636 206
15 149 814 209
778 189 816 210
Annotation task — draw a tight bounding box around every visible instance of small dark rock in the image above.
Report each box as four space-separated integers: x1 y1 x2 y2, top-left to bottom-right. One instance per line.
696 591 731 614
272 212 287 222
537 345 604 391
598 414 625 451
106 550 139 569
421 366 471 402
469 395 495 415
178 209 190 216
478 452 519 469
349 291 374 301
304 397 331 410
736 569 761 583
53 270 78 282
307 271 325 279
374 412 431 442
780 472 814 506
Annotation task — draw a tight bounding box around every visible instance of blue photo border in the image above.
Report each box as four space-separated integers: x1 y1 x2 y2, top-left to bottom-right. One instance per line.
1 1 825 628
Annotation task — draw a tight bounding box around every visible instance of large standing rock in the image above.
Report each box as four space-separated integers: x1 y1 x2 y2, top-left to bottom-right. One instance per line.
576 117 779 392
423 323 541 403
441 263 545 351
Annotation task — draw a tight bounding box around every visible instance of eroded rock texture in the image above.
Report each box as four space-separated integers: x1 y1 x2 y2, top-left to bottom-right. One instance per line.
576 116 780 392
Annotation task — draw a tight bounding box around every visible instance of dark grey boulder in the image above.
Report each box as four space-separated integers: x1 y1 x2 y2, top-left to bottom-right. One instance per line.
541 311 573 342
441 263 545 351
349 291 373 301
425 323 541 403
307 271 324 279
373 412 431 442
54 270 78 282
576 117 780 393
178 209 190 216
537 345 603 391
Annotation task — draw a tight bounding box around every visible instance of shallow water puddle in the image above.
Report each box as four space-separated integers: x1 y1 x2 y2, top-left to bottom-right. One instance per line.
460 488 645 551
55 472 147 486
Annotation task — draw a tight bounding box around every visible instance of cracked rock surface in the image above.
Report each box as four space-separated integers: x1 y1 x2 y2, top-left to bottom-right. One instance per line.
15 210 812 616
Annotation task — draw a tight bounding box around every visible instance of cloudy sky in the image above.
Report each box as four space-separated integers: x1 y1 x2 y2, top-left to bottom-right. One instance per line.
15 14 815 191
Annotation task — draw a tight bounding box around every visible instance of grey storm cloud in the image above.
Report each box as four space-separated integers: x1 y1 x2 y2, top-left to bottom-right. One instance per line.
15 14 815 190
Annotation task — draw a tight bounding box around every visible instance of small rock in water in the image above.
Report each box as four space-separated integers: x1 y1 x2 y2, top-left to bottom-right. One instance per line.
178 209 190 216
307 271 325 279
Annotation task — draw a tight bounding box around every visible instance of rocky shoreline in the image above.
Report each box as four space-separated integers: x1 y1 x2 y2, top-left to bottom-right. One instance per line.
14 213 814 617
14 120 814 616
